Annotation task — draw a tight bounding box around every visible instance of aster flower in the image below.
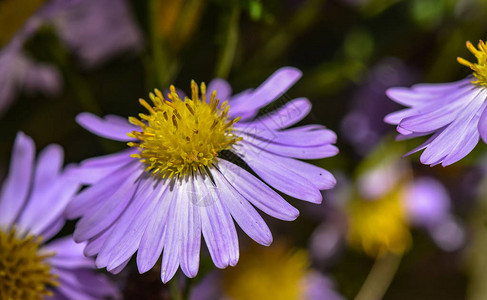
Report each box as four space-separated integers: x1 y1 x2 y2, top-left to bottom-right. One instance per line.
0 132 118 299
188 242 344 300
66 67 338 283
0 0 142 116
385 40 487 166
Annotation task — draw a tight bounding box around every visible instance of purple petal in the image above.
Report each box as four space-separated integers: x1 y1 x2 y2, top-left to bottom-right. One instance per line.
40 216 65 241
178 180 201 278
478 105 487 143
247 97 311 130
137 181 172 273
0 132 35 228
95 176 158 271
237 143 323 203
230 67 302 117
68 149 138 185
398 89 476 132
44 237 94 269
212 170 273 246
160 188 181 283
66 161 139 219
241 136 338 160
54 268 119 300
17 174 79 237
207 78 232 101
196 176 239 269
76 112 137 142
73 169 141 242
419 91 485 166
84 226 114 257
217 159 299 221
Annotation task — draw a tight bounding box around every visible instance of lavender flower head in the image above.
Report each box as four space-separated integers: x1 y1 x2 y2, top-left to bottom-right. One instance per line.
67 67 338 283
385 40 487 166
0 132 118 299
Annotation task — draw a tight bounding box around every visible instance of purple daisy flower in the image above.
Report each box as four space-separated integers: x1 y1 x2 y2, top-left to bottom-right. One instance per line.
385 40 487 166
66 67 338 283
0 132 118 299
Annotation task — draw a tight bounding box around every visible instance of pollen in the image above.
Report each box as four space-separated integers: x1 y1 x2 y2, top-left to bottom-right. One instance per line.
457 40 487 86
128 80 242 178
0 229 58 299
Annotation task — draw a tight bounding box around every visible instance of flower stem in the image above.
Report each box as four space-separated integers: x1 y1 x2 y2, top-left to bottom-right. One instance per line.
168 279 183 300
354 252 402 300
215 4 240 79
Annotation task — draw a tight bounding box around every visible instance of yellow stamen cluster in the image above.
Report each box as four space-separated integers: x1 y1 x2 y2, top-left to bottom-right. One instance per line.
128 81 242 178
0 229 58 299
457 40 487 86
223 243 308 300
347 185 412 258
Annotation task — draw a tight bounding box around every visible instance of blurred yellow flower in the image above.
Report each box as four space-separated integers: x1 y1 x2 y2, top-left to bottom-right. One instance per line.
347 184 412 258
223 243 309 300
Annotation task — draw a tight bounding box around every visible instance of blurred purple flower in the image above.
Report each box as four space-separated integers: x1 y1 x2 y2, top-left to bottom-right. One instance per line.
341 58 417 154
0 0 142 116
0 132 118 299
404 177 451 227
66 67 338 283
405 177 465 251
50 0 143 68
385 41 487 166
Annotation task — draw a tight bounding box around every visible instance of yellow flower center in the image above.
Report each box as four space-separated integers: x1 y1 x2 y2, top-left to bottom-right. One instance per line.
457 40 487 86
223 244 309 300
347 185 412 258
128 81 242 178
0 229 58 299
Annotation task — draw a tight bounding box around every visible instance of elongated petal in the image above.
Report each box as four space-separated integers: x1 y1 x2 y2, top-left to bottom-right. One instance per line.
160 188 181 283
0 132 35 228
207 78 232 102
217 159 299 221
76 112 137 142
178 180 201 278
197 176 239 269
212 170 273 246
230 67 302 117
248 97 311 130
73 170 140 242
237 143 323 203
137 181 171 273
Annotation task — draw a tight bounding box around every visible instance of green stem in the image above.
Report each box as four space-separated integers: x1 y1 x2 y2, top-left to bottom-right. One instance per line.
466 181 487 300
215 5 240 78
168 279 183 300
354 252 402 300
147 0 178 89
